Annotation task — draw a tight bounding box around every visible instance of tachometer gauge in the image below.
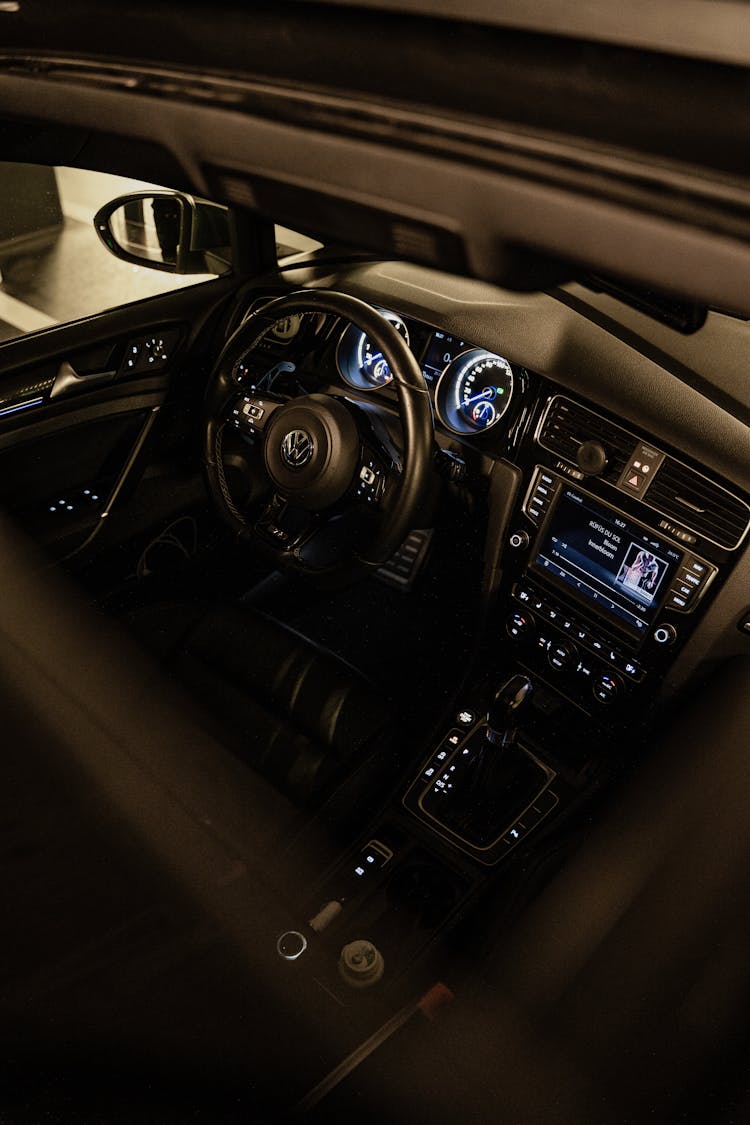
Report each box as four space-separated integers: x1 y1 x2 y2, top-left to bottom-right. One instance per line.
435 349 514 435
336 310 410 390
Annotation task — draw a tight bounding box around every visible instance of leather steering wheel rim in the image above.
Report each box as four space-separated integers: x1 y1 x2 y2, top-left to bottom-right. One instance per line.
203 289 434 582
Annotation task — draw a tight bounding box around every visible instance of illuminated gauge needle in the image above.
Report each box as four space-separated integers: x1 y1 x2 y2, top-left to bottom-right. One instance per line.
464 387 502 407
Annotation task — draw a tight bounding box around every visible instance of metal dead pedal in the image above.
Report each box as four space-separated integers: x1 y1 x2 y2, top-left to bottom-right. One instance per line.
377 528 433 590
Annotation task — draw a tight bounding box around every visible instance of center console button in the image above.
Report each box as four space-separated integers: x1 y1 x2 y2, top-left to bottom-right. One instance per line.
593 673 621 704
548 641 577 671
507 612 531 639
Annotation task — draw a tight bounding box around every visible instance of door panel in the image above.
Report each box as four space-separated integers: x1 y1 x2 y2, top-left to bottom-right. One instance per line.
0 276 238 559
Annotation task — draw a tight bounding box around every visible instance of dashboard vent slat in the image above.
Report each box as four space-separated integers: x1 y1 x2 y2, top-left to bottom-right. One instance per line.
538 397 635 483
539 395 750 551
647 460 750 549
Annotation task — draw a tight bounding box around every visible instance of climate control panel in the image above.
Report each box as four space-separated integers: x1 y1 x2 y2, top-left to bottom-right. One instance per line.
508 581 649 713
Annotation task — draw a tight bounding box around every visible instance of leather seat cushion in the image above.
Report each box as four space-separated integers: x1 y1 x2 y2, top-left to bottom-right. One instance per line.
128 602 396 808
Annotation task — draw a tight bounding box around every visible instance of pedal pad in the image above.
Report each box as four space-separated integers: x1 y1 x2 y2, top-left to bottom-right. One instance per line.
376 529 433 591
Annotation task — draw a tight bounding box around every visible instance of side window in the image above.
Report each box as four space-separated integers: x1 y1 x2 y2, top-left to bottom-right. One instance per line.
0 164 222 345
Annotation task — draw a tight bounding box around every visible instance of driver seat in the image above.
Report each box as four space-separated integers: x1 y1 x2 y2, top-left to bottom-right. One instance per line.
128 601 398 811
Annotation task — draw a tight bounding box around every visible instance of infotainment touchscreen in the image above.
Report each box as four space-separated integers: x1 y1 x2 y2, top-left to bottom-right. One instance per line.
531 485 683 636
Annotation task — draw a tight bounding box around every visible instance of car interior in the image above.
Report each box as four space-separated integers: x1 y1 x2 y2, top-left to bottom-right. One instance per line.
0 3 750 1123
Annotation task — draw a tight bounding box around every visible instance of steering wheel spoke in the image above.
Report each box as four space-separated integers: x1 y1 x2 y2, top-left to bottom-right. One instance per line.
252 493 319 551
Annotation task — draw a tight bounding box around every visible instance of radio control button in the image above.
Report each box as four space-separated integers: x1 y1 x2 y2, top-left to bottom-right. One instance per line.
509 530 530 550
680 570 701 587
654 624 677 645
593 673 621 704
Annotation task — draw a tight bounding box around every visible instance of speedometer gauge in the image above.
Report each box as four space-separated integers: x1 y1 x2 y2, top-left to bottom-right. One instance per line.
435 349 514 435
336 310 409 390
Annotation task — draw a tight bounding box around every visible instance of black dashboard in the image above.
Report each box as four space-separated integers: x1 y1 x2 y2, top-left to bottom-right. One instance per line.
224 261 750 744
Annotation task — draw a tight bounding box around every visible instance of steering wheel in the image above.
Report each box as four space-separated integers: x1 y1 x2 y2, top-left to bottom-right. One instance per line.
203 290 434 583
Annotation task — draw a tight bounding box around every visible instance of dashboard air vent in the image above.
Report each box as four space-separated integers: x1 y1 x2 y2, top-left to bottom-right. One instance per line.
538 397 634 484
646 460 750 550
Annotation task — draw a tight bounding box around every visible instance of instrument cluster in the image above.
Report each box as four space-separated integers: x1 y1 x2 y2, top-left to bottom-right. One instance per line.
335 306 525 439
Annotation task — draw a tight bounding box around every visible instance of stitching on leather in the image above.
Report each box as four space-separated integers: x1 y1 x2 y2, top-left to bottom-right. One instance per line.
215 422 246 524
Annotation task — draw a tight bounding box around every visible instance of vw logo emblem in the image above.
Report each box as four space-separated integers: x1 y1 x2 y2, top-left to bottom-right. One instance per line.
280 428 314 469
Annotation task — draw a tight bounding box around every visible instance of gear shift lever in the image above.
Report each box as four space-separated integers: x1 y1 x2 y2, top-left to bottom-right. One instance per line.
420 674 546 849
486 675 533 749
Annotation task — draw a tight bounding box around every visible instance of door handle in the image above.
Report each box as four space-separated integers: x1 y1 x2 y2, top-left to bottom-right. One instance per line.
50 361 117 401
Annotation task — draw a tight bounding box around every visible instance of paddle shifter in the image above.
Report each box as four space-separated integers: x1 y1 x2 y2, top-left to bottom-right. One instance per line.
418 675 549 849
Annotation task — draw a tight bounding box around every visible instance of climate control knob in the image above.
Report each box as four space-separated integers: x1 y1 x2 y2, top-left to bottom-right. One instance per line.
548 640 577 671
507 612 531 640
593 673 622 705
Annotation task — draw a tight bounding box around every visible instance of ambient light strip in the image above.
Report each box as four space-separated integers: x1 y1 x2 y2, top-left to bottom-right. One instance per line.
0 396 44 419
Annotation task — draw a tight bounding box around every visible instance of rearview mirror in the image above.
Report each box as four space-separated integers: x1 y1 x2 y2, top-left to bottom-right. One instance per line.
94 191 231 275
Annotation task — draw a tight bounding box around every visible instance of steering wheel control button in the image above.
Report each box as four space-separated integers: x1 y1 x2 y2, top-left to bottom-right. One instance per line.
457 709 476 727
593 673 621 704
356 459 385 503
234 395 276 433
654 624 677 645
277 931 308 961
338 940 385 989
